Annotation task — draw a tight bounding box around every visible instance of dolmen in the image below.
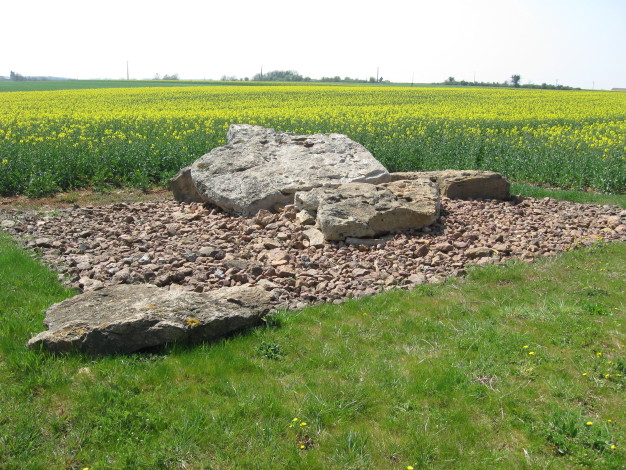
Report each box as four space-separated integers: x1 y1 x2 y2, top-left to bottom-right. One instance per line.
172 124 510 242
29 124 510 355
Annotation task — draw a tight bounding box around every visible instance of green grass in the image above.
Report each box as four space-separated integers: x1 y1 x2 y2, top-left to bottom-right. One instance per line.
511 183 626 208
0 80 397 93
0 80 298 93
1 230 624 469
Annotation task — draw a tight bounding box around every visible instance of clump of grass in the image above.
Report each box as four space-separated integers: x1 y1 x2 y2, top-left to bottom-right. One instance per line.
0 231 624 469
511 183 626 208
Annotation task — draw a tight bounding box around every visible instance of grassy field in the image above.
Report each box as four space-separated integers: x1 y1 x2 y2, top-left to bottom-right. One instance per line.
0 80 312 93
1 85 624 197
1 229 624 469
0 80 432 93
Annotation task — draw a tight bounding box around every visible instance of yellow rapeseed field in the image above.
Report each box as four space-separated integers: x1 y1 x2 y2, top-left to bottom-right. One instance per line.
0 85 624 196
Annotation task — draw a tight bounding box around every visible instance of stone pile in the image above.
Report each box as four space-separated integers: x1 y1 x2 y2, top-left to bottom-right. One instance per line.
2 197 624 313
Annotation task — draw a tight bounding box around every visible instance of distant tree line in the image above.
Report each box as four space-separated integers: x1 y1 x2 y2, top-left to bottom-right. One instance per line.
319 76 388 83
152 73 179 80
6 71 54 81
441 74 580 90
237 69 390 83
251 70 310 82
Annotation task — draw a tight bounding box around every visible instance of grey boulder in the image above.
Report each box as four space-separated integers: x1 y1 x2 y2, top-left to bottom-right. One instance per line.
385 170 510 200
27 285 272 355
171 124 389 216
295 179 440 241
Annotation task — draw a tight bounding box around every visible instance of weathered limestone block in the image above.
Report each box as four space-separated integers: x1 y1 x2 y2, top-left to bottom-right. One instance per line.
171 124 389 216
384 170 510 200
295 179 440 241
27 285 272 355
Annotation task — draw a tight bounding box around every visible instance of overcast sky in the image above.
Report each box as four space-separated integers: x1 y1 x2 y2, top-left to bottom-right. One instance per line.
3 0 624 89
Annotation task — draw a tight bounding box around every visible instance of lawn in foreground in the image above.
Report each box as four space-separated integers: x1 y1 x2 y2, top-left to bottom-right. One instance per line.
0 233 624 469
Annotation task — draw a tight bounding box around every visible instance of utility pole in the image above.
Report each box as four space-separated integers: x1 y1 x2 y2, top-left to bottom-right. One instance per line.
260 66 263 81
127 61 129 80
411 72 414 87
376 66 379 83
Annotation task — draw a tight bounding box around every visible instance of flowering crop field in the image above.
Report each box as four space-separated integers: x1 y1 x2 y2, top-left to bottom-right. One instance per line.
0 85 624 197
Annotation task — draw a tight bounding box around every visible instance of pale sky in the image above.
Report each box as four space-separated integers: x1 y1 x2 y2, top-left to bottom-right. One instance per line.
3 0 625 89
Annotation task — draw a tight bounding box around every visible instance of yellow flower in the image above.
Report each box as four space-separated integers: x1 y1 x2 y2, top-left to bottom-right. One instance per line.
292 418 299 422
523 345 529 349
607 419 613 423
300 422 307 427
1 159 7 165
586 421 593 426
407 466 415 470
605 374 611 379
582 372 588 376
528 351 535 356
610 444 617 450
596 352 603 357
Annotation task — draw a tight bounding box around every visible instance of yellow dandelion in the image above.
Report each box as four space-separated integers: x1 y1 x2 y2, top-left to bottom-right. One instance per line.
596 352 603 357
586 421 593 426
408 467 415 470
605 374 611 379
610 445 617 450
523 345 529 349
292 418 299 422
300 422 307 427
582 372 588 376
528 351 535 356
607 419 613 423
300 445 306 449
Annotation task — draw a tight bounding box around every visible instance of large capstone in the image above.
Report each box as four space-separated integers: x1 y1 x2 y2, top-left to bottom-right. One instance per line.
171 124 389 216
27 285 272 355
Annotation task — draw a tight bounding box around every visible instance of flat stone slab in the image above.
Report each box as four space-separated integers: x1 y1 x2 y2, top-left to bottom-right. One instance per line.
171 124 389 216
385 170 510 200
27 285 272 355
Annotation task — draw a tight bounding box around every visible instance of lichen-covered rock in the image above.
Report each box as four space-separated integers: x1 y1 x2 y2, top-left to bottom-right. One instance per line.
171 124 389 216
296 179 440 241
27 285 272 355
385 170 510 200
